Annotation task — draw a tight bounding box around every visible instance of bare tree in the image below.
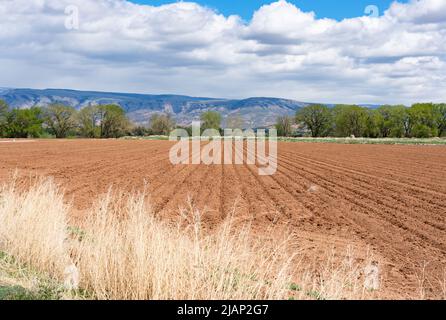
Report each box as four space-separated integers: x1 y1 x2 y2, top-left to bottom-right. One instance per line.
275 116 294 137
150 113 175 135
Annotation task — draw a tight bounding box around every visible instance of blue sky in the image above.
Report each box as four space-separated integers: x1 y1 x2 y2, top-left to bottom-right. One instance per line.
132 0 409 20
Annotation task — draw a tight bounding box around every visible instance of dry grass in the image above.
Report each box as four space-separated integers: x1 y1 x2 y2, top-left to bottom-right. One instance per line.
0 176 70 278
294 247 377 300
0 176 377 300
71 191 296 300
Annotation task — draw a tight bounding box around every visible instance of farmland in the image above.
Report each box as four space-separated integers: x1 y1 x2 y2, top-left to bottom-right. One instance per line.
0 139 445 299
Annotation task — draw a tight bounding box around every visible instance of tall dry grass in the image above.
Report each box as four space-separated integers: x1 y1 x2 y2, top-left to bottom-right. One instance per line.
71 192 298 299
0 176 375 300
0 177 70 278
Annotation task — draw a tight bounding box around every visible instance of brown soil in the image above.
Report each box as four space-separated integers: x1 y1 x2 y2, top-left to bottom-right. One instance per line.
0 139 445 299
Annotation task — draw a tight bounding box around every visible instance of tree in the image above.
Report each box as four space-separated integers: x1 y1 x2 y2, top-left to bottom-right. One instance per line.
200 111 221 131
433 103 446 137
43 104 77 138
409 103 437 138
375 105 410 138
149 113 175 135
0 100 8 137
363 109 380 138
387 106 413 138
411 124 433 138
5 107 44 138
97 104 130 138
78 105 100 138
131 125 152 137
275 116 294 137
77 104 129 138
376 105 394 138
296 104 332 137
332 105 368 137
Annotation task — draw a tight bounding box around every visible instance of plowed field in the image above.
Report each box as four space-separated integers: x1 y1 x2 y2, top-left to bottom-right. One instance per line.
0 139 445 299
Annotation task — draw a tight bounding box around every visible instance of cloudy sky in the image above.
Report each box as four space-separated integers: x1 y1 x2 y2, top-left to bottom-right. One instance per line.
0 0 445 104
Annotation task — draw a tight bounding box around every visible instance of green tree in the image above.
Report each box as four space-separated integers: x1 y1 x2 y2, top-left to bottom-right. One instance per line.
296 104 332 137
131 125 152 137
149 113 175 135
375 105 410 138
332 105 368 137
409 103 437 138
388 106 413 138
43 104 77 138
0 100 8 137
433 103 446 137
363 109 380 138
275 116 294 137
5 107 44 138
97 104 130 138
376 105 394 138
77 104 129 138
389 105 409 138
200 111 221 131
78 105 100 138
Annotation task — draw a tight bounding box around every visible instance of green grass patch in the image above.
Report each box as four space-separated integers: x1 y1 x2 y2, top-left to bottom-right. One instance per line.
278 137 446 145
120 135 169 141
0 251 78 300
67 226 86 242
121 135 446 145
289 282 302 292
305 289 325 300
0 283 64 300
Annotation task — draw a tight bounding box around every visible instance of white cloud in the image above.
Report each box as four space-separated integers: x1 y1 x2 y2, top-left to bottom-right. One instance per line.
0 0 445 104
387 0 446 23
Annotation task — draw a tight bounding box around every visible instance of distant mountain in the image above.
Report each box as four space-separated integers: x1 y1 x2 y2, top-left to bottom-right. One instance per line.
0 88 378 128
0 88 311 128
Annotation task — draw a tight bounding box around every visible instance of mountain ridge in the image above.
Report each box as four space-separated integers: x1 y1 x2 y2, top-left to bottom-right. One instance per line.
0 88 378 128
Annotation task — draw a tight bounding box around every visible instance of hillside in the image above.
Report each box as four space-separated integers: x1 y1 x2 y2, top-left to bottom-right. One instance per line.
0 88 309 128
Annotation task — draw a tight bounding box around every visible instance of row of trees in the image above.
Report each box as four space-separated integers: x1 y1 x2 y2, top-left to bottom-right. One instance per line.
0 99 225 139
3 98 444 139
0 101 130 138
144 110 223 136
278 103 446 138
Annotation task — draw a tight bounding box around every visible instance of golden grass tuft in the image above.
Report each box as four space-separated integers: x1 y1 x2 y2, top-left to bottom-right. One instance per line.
71 191 295 299
0 176 70 278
